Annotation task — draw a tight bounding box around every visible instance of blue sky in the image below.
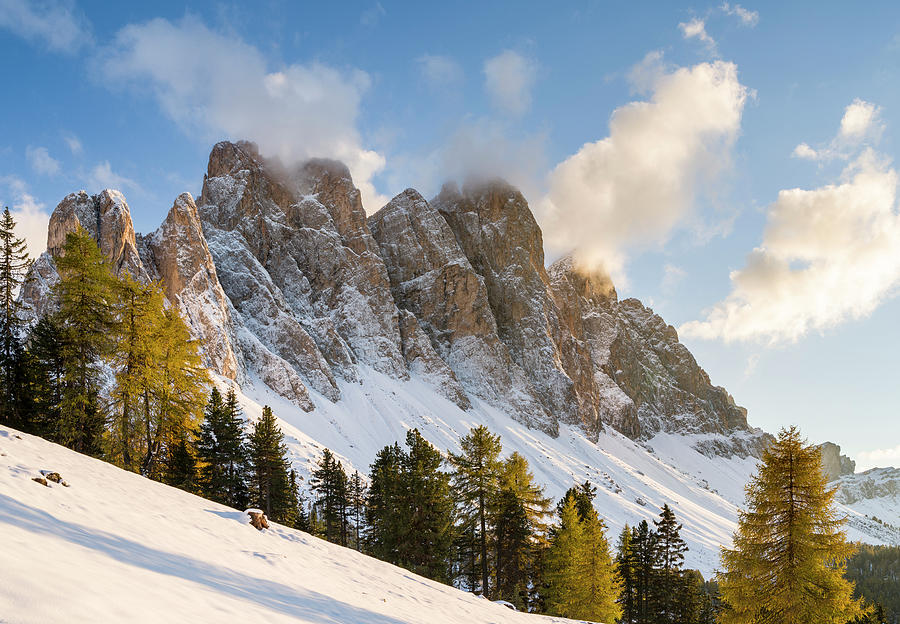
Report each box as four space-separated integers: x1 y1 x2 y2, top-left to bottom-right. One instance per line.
2 0 900 468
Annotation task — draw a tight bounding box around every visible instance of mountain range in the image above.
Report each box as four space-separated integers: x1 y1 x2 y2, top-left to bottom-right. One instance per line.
17 140 900 574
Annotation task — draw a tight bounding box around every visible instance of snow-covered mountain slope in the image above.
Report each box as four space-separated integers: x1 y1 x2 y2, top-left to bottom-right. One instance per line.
224 368 900 579
1 425 591 624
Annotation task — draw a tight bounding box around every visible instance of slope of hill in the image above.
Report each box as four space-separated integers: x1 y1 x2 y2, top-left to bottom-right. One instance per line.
0 425 589 624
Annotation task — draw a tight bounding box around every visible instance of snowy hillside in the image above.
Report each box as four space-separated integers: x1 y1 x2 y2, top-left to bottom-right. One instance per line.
226 369 900 578
1 425 589 624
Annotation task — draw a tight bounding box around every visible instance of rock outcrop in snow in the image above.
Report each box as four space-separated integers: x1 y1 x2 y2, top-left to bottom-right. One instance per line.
819 441 857 481
19 140 768 457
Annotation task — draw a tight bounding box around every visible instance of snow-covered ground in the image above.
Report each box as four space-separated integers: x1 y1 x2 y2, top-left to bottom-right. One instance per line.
0 425 592 624
230 367 900 578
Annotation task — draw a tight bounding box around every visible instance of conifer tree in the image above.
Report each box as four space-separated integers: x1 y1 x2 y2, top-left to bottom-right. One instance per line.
197 387 249 508
366 442 403 558
631 520 659 624
22 315 64 438
617 525 639 624
654 503 689 623
109 275 164 472
494 452 551 609
53 228 116 456
248 406 296 523
348 470 366 551
0 207 31 427
142 307 207 478
310 447 350 545
580 509 623 623
544 497 585 617
448 425 502 597
165 431 198 493
719 426 866 624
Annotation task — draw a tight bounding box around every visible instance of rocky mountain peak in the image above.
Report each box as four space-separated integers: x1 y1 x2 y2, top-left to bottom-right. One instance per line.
818 442 857 481
47 189 146 280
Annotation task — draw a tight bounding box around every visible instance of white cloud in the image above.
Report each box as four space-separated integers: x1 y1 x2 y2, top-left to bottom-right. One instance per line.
99 16 388 212
1 176 50 258
26 145 61 175
840 98 881 140
857 444 900 471
63 133 82 155
539 53 749 284
416 54 464 90
87 161 139 192
681 149 900 344
661 263 687 293
721 3 759 27
483 50 537 117
679 18 716 50
792 142 818 160
792 99 882 161
0 0 91 53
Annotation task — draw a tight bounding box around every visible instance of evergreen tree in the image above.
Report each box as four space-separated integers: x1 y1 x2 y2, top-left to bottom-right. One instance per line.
0 207 31 427
53 228 116 456
556 480 598 523
21 315 64 438
654 503 689 623
348 470 366 551
366 442 403 558
631 520 659 624
579 508 623 623
448 425 502 597
164 431 198 493
617 525 639 624
289 469 308 531
109 275 164 472
719 426 866 624
247 405 296 524
310 448 350 545
495 452 550 609
197 387 249 508
544 497 585 617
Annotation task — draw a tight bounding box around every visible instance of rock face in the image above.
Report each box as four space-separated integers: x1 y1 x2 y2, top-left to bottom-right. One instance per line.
139 193 243 381
18 140 769 459
197 142 407 394
819 442 857 481
369 189 547 428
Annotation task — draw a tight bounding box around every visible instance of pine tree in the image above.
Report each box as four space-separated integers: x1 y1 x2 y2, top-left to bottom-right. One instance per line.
22 315 64 438
579 509 623 623
197 387 249 508
310 448 350 545
0 207 31 427
544 497 585 617
448 425 502 597
495 452 551 609
348 470 366 551
366 442 403 558
719 426 866 624
164 431 198 493
617 525 639 624
248 405 296 523
399 428 454 581
653 503 689 623
54 228 116 456
631 520 659 624
109 275 164 472
141 306 207 478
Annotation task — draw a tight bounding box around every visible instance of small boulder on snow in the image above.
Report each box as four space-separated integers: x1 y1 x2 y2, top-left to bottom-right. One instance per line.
246 509 269 530
41 471 69 486
32 477 49 487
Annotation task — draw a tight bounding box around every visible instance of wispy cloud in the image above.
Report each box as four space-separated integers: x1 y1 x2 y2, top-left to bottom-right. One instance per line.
86 161 139 193
98 16 388 212
63 133 83 155
483 50 538 117
793 99 883 161
416 54 464 91
857 444 900 471
721 2 759 27
26 145 61 175
679 18 716 51
0 0 92 53
360 2 385 27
